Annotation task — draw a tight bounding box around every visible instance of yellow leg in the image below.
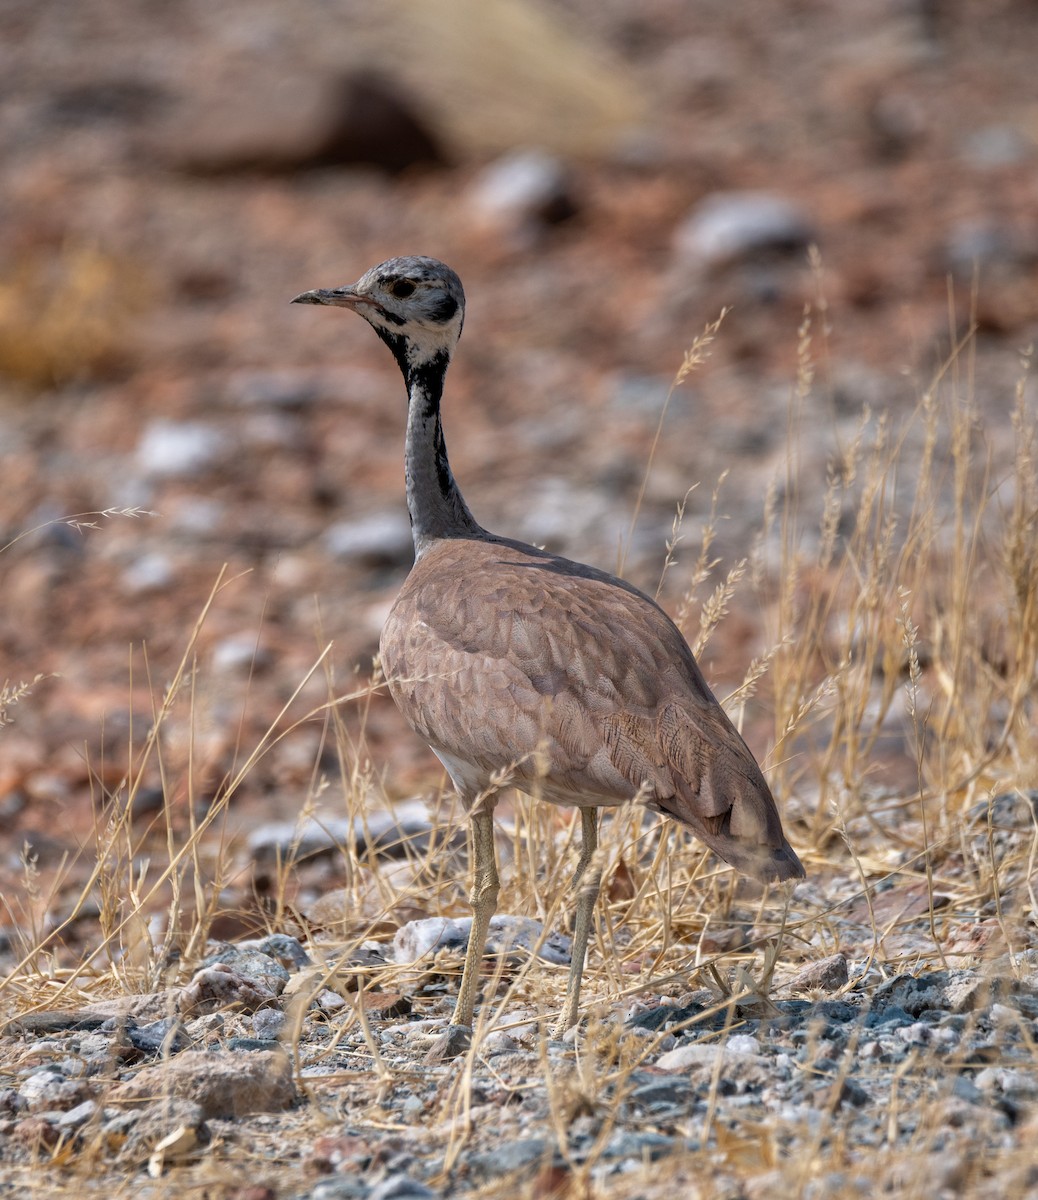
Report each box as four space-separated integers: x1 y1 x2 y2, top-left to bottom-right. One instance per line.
450 805 500 1029
555 807 601 1037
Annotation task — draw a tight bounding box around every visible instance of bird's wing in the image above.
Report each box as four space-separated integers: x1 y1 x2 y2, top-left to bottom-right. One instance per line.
382 538 802 882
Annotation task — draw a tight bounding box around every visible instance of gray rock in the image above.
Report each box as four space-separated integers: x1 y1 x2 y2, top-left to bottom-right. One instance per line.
107 1098 207 1155
368 1174 437 1200
392 914 572 966
180 961 283 1015
211 633 272 674
109 1048 296 1118
247 804 436 863
201 946 291 988
961 125 1032 169
54 1099 98 1130
602 1130 675 1161
19 1070 87 1112
323 510 414 567
655 1042 774 1092
309 1179 371 1200
159 68 444 175
136 419 229 479
125 1016 191 1056
630 1077 695 1110
873 970 1007 1016
247 815 353 861
225 369 321 410
121 552 175 595
243 933 311 970
468 1136 556 1179
252 1008 288 1040
674 191 814 269
467 149 576 242
727 1033 763 1056
787 953 849 994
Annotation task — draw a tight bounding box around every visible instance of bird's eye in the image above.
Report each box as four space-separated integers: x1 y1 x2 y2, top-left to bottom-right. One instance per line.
389 279 416 299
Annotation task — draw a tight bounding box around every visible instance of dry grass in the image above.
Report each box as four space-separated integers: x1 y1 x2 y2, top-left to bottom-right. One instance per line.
0 243 151 388
1 308 1036 1198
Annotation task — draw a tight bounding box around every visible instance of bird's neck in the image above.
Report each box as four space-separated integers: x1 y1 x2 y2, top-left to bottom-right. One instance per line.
402 354 484 557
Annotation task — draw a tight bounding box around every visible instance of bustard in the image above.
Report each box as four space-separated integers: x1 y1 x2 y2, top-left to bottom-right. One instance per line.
293 256 804 1046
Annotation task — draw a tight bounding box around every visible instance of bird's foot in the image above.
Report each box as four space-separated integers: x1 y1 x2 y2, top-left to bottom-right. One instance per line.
423 1023 472 1062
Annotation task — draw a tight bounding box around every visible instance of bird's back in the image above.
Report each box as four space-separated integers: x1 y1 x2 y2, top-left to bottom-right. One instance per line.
380 534 803 884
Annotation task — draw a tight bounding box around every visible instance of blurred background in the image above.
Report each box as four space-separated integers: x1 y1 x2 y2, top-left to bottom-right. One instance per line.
1 0 1036 925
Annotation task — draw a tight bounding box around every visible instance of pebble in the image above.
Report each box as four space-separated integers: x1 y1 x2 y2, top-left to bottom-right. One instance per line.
135 419 230 479
323 510 414 567
211 633 272 674
674 190 814 270
787 953 850 993
468 1136 556 1179
310 1179 371 1200
960 124 1032 168
466 149 576 244
252 1008 287 1040
367 1175 437 1200
392 915 571 966
248 804 435 863
110 1048 297 1119
53 1098 98 1129
18 1070 86 1112
121 551 176 594
2 935 1031 1187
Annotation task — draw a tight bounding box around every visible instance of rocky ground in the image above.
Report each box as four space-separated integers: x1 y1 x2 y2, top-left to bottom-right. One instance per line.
2 1 1038 1197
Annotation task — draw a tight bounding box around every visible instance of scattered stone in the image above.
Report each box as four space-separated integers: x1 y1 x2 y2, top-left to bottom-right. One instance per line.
393 915 571 966
654 1041 774 1091
960 124 1032 169
787 953 849 994
135 419 229 479
674 191 814 270
468 1136 557 1180
310 1179 371 1200
113 1098 208 1157
13 1115 61 1150
124 1016 192 1058
202 946 292 991
252 1008 287 1040
248 804 436 863
361 992 412 1021
480 1029 520 1056
873 970 1008 1016
5 1010 107 1035
160 68 445 175
54 1098 98 1130
180 962 283 1015
211 633 272 674
602 1129 675 1162
368 1174 437 1200
18 1070 90 1113
323 511 415 567
243 934 312 971
283 946 388 1002
110 1049 297 1119
467 150 577 244
630 1077 695 1110
121 551 175 594
423 1024 472 1063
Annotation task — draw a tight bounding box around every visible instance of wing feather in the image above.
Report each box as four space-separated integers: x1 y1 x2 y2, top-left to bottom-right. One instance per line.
380 536 803 882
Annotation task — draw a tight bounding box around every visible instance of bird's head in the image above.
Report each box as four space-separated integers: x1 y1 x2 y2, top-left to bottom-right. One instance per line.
292 255 465 374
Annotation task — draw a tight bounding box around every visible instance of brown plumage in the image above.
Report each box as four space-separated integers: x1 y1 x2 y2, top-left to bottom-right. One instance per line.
292 256 803 1047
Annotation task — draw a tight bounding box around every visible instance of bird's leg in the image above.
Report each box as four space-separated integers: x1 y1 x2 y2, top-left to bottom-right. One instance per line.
450 803 500 1030
555 807 601 1037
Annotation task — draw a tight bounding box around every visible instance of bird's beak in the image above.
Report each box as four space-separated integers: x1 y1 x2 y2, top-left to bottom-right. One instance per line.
290 286 379 310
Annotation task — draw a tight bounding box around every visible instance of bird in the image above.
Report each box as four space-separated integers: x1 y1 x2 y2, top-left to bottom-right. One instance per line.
292 255 804 1050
